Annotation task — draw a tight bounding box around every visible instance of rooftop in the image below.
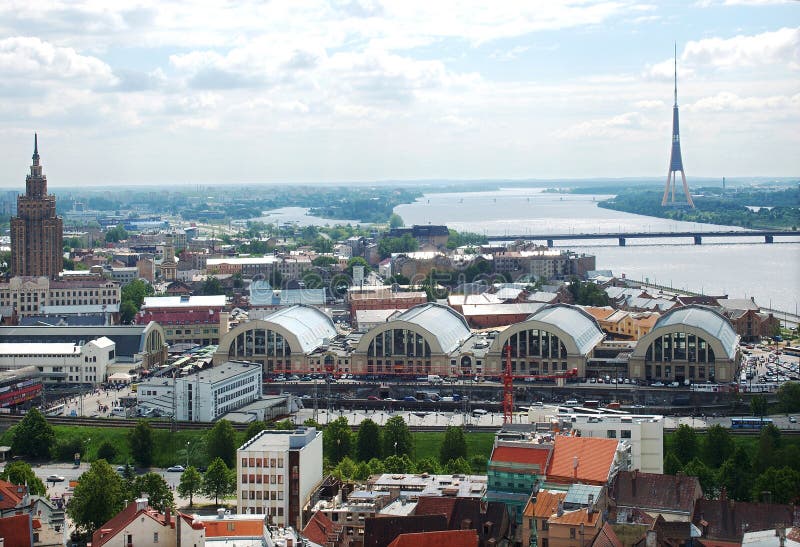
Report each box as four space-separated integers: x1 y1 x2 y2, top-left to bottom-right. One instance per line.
653 305 739 360
393 303 471 353
143 295 226 308
526 304 605 355
546 436 621 485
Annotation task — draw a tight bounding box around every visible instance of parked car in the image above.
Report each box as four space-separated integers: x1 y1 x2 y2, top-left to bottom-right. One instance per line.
790 416 797 423
651 381 665 387
46 474 65 482
367 395 379 400
167 465 185 472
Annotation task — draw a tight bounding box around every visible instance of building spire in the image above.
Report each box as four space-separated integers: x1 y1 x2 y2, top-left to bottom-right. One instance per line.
32 133 40 165
674 42 678 107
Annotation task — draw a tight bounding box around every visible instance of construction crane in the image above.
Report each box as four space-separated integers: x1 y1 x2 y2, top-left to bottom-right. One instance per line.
503 344 580 424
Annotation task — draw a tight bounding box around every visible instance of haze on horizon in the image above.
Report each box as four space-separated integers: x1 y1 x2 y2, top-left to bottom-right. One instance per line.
0 1 798 187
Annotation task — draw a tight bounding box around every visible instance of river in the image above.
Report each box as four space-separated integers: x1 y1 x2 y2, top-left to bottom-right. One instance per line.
393 188 800 314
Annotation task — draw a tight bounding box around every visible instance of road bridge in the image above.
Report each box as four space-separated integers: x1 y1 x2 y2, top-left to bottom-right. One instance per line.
486 229 798 246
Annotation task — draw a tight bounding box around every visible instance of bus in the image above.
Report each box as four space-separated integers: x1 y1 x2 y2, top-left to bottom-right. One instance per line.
45 404 66 416
730 417 774 429
784 346 800 357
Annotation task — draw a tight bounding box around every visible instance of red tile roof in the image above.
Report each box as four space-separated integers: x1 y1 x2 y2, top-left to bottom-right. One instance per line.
414 496 458 523
593 522 624 547
92 501 173 547
490 445 551 472
524 490 566 519
302 511 338 545
0 513 33 547
388 529 479 547
546 436 619 485
0 480 25 510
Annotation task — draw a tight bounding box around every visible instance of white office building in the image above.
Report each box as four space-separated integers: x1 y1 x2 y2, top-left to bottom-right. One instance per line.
136 361 262 421
237 427 323 530
0 337 116 384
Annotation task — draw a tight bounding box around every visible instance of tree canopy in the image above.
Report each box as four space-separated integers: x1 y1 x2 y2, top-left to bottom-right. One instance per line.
439 426 467 465
382 415 413 458
206 420 237 468
356 419 381 462
11 408 55 459
127 473 174 512
129 420 154 467
67 460 126 535
0 461 46 495
178 466 203 507
323 417 353 464
203 457 235 506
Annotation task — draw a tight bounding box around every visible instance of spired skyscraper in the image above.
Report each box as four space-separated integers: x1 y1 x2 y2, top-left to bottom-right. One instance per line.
661 45 695 209
10 134 64 279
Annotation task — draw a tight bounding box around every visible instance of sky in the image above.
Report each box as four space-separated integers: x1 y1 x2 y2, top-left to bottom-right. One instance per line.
0 0 798 187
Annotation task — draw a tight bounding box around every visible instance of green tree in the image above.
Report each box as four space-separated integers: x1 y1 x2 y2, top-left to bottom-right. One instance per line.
353 461 372 481
383 454 415 474
269 419 295 430
750 394 768 418
303 418 323 429
323 417 353 464
105 224 129 243
717 446 753 501
203 457 235 506
243 421 267 443
672 424 698 465
67 460 126 535
367 458 386 475
756 423 782 472
206 420 237 468
96 441 118 462
439 426 467 464
199 276 224 296
388 214 404 228
178 466 203 507
751 467 800 504
120 300 138 324
444 457 473 475
415 458 442 474
664 451 683 475
346 257 371 278
382 415 413 458
332 457 358 481
312 236 334 254
312 256 338 267
776 382 800 413
356 419 381 462
702 424 734 468
128 473 174 512
129 420 154 467
0 461 46 495
683 457 717 496
11 408 55 459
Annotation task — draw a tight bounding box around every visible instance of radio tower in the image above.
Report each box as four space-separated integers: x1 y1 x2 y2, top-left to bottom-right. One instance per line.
662 44 695 208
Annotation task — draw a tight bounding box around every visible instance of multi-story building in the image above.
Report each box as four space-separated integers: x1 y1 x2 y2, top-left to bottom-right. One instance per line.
237 427 323 529
0 276 121 320
487 442 552 523
205 255 311 281
136 294 228 346
0 337 115 384
136 360 261 421
10 135 63 279
160 233 177 282
347 286 428 318
492 250 595 281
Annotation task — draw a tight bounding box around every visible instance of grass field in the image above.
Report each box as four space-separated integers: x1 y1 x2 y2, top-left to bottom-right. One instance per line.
412 431 495 463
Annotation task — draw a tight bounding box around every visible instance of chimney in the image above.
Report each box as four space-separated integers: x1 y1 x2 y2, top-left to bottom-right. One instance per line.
217 507 226 519
573 456 579 480
645 530 657 547
587 494 594 516
136 496 148 511
631 470 637 497
557 501 564 517
164 506 171 525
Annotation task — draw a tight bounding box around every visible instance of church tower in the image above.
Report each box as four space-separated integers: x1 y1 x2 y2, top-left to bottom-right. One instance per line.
662 45 695 208
10 134 64 278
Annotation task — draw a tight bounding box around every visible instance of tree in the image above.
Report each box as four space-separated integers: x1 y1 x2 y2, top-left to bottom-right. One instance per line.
353 461 371 481
383 454 415 474
776 382 800 413
178 466 203 507
367 458 386 475
199 276 224 296
346 257 371 278
96 441 118 462
67 460 125 535
206 420 237 468
416 458 442 474
128 473 174 512
243 421 267 443
672 424 698 465
332 457 358 481
702 424 734 468
11 408 55 459
356 419 381 462
0 461 46 495
312 236 334 254
389 214 404 228
444 457 473 475
382 415 413 458
105 224 129 243
120 300 138 324
129 420 154 467
750 394 768 418
717 446 753 501
751 467 800 504
203 457 235 506
312 256 338 267
269 419 295 430
682 457 717 496
756 423 782 472
439 426 467 465
324 417 353 464
664 451 682 475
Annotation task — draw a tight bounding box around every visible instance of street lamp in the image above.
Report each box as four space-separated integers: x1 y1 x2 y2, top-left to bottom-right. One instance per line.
394 441 398 455
186 441 190 469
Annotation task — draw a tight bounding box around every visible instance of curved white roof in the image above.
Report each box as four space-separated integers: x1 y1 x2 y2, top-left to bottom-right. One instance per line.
652 305 738 359
395 303 471 354
527 304 605 355
260 305 337 353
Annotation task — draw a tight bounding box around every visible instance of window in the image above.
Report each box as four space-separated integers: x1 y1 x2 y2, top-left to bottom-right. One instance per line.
570 528 576 539
153 532 159 543
607 430 617 438
621 430 632 439
542 520 548 531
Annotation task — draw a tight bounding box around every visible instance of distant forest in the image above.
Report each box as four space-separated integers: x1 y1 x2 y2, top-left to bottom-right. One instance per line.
597 186 800 231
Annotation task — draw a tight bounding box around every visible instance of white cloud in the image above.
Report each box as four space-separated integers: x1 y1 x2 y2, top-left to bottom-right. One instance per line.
556 111 653 139
0 36 115 85
683 27 800 69
684 91 800 112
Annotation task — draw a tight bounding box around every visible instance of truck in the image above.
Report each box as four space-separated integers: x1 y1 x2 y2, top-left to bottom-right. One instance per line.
427 374 443 385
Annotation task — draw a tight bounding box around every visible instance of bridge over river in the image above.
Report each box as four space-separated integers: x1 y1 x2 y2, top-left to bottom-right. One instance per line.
486 229 798 246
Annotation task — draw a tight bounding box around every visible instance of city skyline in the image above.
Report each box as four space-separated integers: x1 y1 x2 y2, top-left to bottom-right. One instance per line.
0 1 798 186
